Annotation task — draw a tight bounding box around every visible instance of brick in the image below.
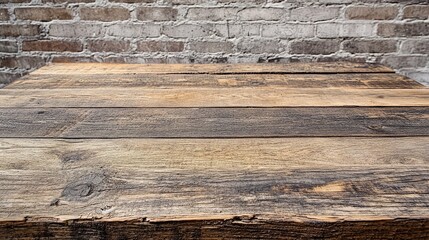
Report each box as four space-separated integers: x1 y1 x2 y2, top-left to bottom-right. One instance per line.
137 7 177 21
15 8 72 22
261 24 314 38
187 7 237 21
403 5 429 20
217 0 265 3
175 0 264 4
378 23 429 37
343 40 397 53
290 7 339 22
269 56 367 64
110 0 155 3
106 23 160 38
317 0 353 3
87 40 130 53
103 56 167 64
346 6 398 20
51 56 97 63
80 8 129 22
290 40 340 55
0 56 45 70
0 9 8 21
0 24 40 37
402 71 429 86
228 24 259 38
43 0 94 3
381 0 428 3
22 40 83 52
317 23 374 38
198 56 229 63
189 41 234 53
237 39 285 54
313 56 367 64
163 24 221 38
322 0 426 3
238 8 284 21
0 0 31 3
137 41 184 52
0 41 18 53
50 24 103 37
382 56 428 69
0 72 23 85
169 0 203 4
401 40 429 54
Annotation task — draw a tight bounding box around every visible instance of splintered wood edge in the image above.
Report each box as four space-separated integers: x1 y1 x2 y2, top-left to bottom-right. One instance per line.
3 214 428 239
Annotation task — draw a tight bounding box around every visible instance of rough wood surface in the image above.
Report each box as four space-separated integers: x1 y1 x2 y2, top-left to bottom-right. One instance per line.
1 88 428 108
7 73 423 89
0 107 428 138
0 63 428 239
0 138 428 220
31 62 395 75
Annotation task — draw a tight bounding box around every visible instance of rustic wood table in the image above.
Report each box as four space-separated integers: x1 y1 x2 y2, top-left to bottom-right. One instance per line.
0 62 428 239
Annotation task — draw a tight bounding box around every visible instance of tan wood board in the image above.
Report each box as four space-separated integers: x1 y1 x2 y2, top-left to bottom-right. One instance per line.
0 107 428 138
7 73 423 89
1 88 428 108
0 138 428 221
31 62 395 75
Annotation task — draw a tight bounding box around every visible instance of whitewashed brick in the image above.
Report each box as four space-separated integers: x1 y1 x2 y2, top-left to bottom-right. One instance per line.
317 23 375 38
262 24 314 38
106 24 161 38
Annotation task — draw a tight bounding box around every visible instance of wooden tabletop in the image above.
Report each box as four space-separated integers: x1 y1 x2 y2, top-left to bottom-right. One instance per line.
1 62 428 239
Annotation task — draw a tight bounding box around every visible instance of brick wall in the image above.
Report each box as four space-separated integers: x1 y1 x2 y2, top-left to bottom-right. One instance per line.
0 0 428 85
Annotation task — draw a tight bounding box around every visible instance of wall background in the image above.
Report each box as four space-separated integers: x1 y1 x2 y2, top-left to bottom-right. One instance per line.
0 0 428 86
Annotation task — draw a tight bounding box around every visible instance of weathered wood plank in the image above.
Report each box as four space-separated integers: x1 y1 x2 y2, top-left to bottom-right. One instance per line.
0 107 428 138
31 62 395 75
7 73 423 89
0 138 428 220
1 138 427 170
1 88 428 108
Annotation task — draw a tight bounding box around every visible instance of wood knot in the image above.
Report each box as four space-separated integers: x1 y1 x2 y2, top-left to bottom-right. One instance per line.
54 150 94 163
61 173 105 201
64 183 94 198
61 151 88 163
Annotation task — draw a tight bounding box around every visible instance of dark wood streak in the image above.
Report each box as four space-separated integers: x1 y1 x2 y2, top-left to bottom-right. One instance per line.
0 107 427 138
1 217 428 240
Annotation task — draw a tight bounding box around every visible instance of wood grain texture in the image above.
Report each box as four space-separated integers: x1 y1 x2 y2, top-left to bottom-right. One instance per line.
1 62 428 239
32 62 395 75
7 73 423 89
0 138 428 223
1 138 427 171
1 88 428 108
0 107 428 138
